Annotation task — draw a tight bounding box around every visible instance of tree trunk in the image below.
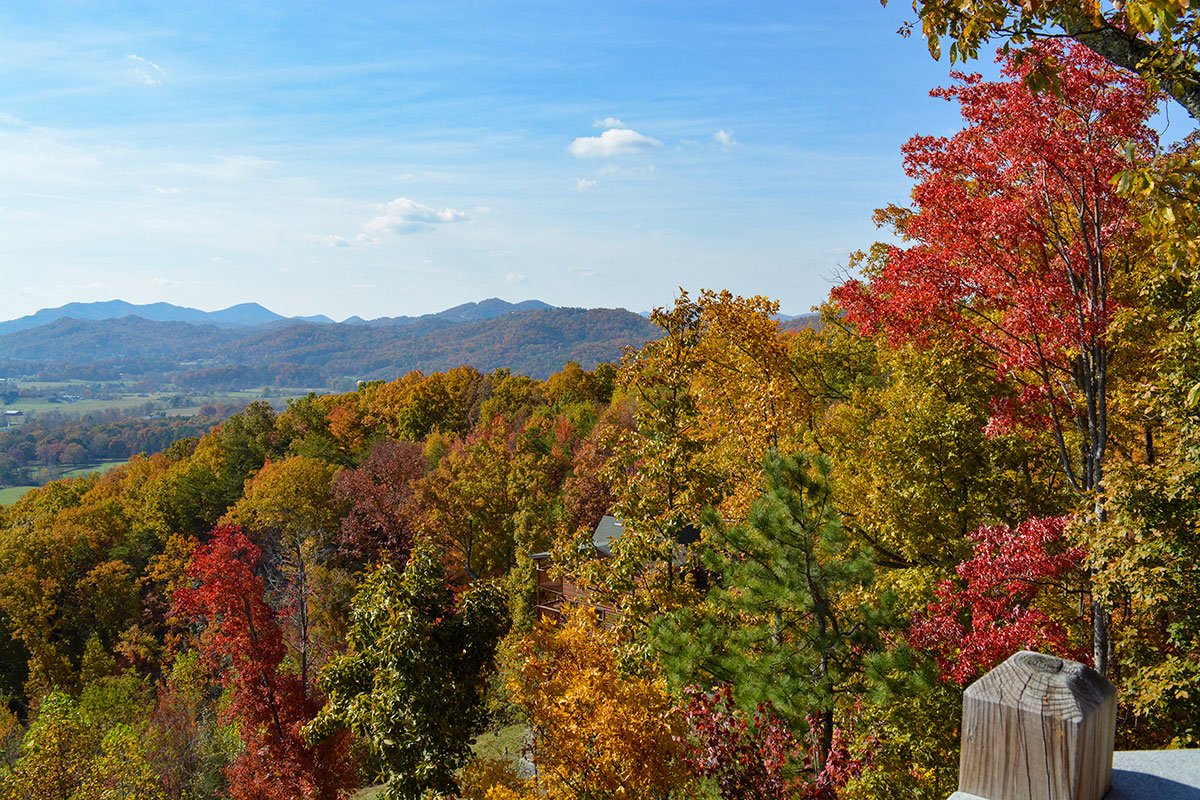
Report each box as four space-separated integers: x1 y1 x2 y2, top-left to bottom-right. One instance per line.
1069 24 1200 121
1091 492 1109 676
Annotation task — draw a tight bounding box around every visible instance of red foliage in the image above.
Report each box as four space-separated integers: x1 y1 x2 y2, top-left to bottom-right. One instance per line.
563 403 633 533
800 709 876 800
831 40 1156 439
677 685 875 800
174 525 357 800
677 684 800 800
908 516 1086 686
333 438 424 564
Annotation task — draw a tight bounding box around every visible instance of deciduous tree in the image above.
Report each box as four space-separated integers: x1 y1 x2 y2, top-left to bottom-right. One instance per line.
833 41 1157 673
676 684 800 800
908 516 1085 686
174 525 357 800
306 544 509 800
883 0 1200 118
506 607 695 800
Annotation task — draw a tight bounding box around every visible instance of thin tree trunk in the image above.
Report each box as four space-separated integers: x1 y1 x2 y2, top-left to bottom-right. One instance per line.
1091 491 1109 676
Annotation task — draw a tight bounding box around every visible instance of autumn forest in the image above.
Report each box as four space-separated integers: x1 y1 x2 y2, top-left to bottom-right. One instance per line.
5 13 1200 800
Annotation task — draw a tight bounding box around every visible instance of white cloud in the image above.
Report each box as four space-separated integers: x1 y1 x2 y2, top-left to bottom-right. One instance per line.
127 54 165 86
505 272 527 284
473 205 493 214
575 178 597 191
569 128 661 158
155 186 181 195
568 265 598 277
714 129 737 147
304 233 352 248
359 197 469 241
595 117 625 128
597 163 657 176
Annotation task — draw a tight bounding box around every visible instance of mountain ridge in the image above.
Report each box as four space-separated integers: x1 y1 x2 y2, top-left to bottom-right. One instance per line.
0 297 558 336
0 307 659 383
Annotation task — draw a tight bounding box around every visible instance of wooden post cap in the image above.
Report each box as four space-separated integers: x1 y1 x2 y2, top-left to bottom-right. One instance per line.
958 651 1117 800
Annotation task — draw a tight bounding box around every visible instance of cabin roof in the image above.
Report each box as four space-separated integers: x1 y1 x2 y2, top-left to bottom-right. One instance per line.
531 514 625 561
591 515 623 557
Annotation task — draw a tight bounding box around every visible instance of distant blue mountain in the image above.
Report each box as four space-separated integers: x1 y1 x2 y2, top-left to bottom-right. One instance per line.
0 300 287 335
0 297 559 336
363 298 555 327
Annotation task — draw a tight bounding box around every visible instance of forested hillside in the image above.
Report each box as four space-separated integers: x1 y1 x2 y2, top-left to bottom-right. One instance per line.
3 33 1200 800
0 307 659 388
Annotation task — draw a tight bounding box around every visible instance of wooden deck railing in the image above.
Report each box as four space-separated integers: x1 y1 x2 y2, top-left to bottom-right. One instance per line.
954 650 1117 800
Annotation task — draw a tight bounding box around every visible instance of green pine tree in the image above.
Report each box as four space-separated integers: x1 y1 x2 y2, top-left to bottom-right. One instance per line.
653 449 894 768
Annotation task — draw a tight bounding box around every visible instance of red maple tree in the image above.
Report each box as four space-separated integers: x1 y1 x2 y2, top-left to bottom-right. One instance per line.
333 438 424 564
832 40 1158 673
174 525 357 800
908 516 1086 686
677 685 874 800
677 684 800 800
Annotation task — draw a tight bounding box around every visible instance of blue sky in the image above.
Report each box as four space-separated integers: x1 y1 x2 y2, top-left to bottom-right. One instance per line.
0 1 1151 321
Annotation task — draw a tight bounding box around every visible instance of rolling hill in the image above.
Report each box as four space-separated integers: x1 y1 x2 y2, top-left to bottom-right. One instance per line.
0 306 659 385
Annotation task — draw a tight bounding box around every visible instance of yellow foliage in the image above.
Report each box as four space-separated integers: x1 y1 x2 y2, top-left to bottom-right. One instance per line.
459 756 528 800
507 608 695 800
221 453 342 544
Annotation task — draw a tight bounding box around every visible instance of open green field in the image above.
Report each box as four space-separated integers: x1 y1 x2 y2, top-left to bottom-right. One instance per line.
60 460 129 479
349 725 528 799
5 395 166 416
473 724 527 762
1 383 331 424
0 461 130 505
0 486 38 505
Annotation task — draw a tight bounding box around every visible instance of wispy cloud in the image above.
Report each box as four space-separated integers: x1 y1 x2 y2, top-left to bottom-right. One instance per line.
359 197 469 241
569 265 598 277
714 129 737 147
575 178 597 191
569 128 661 158
595 116 625 128
304 233 352 248
505 272 527 284
597 164 657 177
127 54 165 85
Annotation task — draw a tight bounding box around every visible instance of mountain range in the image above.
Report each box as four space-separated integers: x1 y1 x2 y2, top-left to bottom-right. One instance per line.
0 298 556 336
0 299 654 385
0 298 819 387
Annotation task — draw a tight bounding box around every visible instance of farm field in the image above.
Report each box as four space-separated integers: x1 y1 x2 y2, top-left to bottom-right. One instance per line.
1 382 329 426
0 460 129 505
60 459 129 479
0 486 37 505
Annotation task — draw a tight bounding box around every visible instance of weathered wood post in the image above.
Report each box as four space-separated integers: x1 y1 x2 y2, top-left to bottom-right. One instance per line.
956 650 1117 800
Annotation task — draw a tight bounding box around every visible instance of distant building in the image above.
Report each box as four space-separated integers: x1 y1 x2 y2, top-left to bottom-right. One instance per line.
3 410 22 416
532 516 623 625
531 516 704 625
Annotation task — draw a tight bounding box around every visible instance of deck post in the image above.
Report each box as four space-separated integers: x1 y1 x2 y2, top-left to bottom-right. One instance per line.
957 650 1117 800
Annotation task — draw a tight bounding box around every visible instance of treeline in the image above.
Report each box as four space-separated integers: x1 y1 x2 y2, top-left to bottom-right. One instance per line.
0 406 241 486
3 38 1200 800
